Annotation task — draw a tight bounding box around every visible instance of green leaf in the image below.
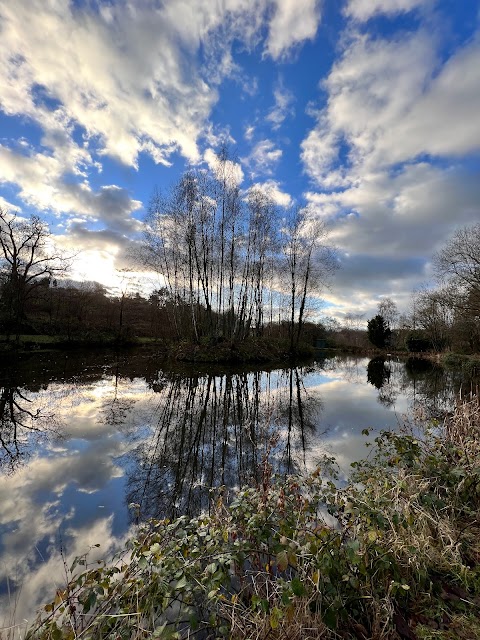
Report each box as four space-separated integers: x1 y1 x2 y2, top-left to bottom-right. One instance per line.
323 607 337 630
270 607 282 629
83 590 97 613
276 550 288 572
291 577 306 597
175 575 188 590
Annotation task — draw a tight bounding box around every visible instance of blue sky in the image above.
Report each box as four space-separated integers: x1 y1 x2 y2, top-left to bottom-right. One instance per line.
0 0 479 322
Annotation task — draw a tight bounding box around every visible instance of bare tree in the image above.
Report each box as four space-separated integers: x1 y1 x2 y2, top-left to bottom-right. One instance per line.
434 223 480 313
377 297 398 330
412 287 454 351
143 155 280 344
282 207 336 353
142 157 337 351
0 208 69 335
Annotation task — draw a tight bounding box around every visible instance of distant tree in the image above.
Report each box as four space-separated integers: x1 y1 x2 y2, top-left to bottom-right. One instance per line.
0 208 69 335
434 223 480 316
412 288 453 352
377 297 398 329
367 314 391 349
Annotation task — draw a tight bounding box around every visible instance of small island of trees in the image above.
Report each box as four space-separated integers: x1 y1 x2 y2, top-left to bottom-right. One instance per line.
0 151 338 361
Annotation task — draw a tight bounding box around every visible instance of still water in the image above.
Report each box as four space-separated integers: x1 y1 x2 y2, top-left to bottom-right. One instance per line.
0 349 465 627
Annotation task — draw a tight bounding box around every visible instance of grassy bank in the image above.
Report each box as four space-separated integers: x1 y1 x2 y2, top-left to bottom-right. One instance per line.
439 353 480 378
0 333 144 352
23 395 480 640
0 334 317 362
168 337 315 364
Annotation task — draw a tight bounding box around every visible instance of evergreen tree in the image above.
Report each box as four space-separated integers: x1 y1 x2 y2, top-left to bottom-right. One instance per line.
367 314 391 349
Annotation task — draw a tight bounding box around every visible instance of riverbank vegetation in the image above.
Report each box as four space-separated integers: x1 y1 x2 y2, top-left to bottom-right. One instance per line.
1 199 478 363
27 394 480 640
0 151 337 360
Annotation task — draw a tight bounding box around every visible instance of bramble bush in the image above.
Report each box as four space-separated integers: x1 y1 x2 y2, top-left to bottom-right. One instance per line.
28 395 480 640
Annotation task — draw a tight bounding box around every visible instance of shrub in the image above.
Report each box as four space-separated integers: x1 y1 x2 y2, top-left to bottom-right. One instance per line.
28 397 480 640
406 334 433 352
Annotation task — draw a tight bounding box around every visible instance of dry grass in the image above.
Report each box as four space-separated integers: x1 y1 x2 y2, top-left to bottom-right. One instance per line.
15 394 480 640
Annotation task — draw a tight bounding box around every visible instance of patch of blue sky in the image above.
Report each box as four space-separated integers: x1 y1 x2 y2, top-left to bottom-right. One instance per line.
31 83 63 113
435 0 479 46
0 182 24 211
361 9 426 39
60 475 130 536
0 113 43 154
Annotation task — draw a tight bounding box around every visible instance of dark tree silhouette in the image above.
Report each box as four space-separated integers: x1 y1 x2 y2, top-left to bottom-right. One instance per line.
367 315 391 349
0 208 69 335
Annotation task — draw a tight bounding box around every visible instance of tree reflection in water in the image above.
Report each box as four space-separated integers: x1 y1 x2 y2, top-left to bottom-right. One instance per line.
366 357 398 408
0 384 59 473
126 367 323 521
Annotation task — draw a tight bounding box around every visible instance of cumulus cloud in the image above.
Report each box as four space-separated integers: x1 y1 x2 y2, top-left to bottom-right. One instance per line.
302 30 439 186
251 179 293 207
306 162 480 316
0 1 215 167
344 0 432 22
301 23 480 314
302 29 480 185
0 145 142 236
243 139 283 177
265 0 322 60
0 0 321 176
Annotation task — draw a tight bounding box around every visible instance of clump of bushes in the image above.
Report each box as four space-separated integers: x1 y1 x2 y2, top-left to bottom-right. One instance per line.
442 353 480 378
406 334 434 353
28 396 480 639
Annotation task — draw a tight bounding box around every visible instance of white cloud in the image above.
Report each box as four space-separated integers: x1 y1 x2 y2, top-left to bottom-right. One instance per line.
0 196 20 212
0 0 320 178
380 38 480 162
266 80 295 130
0 145 142 234
302 31 438 186
302 30 480 187
344 0 432 22
244 125 255 141
299 19 480 316
252 179 292 207
204 147 244 186
305 162 480 315
243 139 283 177
265 0 322 60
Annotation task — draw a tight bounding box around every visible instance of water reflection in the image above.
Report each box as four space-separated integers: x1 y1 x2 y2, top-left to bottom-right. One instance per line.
126 367 323 520
0 351 475 628
0 383 62 473
367 357 391 390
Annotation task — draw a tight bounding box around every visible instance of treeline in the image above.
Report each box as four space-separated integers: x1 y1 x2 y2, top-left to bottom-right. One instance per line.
0 151 337 353
358 223 480 355
2 278 332 350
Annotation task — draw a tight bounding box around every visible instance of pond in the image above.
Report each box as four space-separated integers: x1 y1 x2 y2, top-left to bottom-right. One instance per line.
0 348 467 628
